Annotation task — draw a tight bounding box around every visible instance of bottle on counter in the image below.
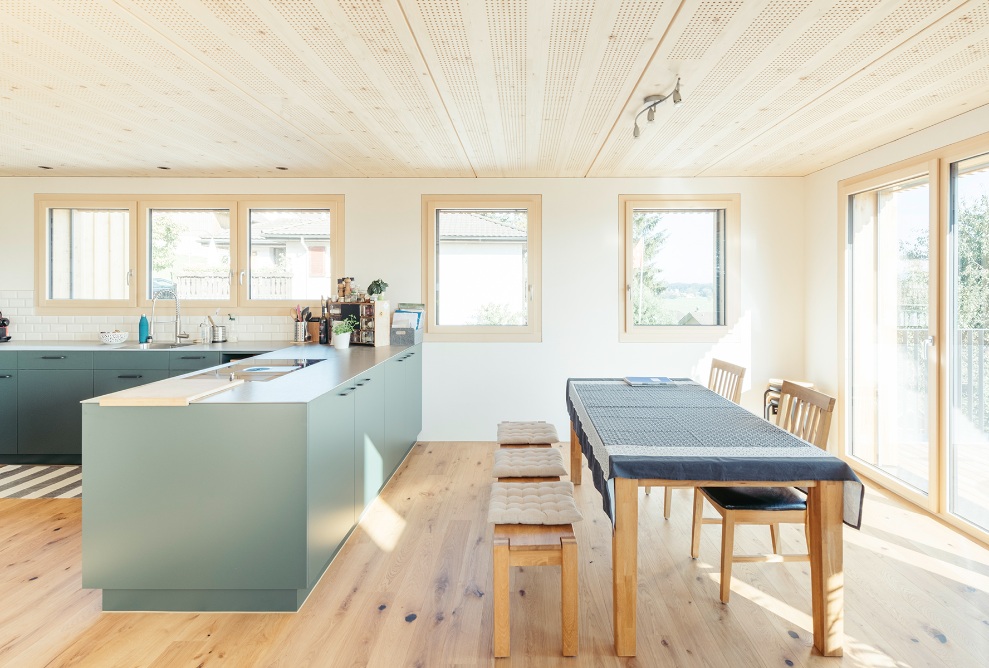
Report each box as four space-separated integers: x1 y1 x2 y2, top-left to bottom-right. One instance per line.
199 318 211 344
318 297 329 344
139 314 149 343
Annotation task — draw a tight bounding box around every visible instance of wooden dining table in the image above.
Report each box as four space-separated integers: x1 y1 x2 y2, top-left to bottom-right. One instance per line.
566 378 864 657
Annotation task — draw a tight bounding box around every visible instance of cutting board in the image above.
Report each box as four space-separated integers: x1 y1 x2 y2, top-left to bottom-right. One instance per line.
98 377 245 406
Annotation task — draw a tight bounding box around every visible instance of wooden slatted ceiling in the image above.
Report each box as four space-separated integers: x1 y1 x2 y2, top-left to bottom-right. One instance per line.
0 1 987 178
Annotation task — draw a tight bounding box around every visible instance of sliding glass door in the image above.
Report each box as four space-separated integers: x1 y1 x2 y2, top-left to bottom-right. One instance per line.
949 152 989 532
848 172 936 497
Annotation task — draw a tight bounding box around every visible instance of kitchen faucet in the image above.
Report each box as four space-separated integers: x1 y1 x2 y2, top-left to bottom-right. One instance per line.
150 288 189 344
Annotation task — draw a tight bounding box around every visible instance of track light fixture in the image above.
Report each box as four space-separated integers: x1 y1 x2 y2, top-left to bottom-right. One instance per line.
632 78 682 139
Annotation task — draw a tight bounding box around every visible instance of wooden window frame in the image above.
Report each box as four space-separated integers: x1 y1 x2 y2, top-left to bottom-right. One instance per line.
35 195 139 311
237 196 345 309
836 130 989 548
421 194 542 343
34 194 344 316
618 194 741 343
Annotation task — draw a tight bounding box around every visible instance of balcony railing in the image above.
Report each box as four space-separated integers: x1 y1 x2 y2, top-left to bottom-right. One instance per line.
898 327 988 433
174 273 293 300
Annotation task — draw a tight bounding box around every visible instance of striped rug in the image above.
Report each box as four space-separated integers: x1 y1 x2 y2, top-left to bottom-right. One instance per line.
0 465 82 499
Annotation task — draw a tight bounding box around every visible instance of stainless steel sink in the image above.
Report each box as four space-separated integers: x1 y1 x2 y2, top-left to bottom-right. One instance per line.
191 358 324 382
124 342 197 350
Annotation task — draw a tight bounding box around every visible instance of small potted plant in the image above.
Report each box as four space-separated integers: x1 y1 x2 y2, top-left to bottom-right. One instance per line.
366 278 389 301
332 315 359 350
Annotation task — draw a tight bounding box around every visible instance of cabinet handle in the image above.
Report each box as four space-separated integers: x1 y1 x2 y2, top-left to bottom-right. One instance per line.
41 355 67 360
0 374 12 379
117 374 143 379
180 356 207 360
355 382 365 386
362 377 371 383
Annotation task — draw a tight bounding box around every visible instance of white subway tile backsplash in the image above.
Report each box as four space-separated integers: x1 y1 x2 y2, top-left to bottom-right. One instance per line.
0 289 297 343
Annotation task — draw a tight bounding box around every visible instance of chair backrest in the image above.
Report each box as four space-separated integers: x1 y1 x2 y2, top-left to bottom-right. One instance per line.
776 381 836 449
708 358 746 404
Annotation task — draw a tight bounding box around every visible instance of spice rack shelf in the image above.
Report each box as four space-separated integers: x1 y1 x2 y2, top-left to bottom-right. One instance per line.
328 300 390 347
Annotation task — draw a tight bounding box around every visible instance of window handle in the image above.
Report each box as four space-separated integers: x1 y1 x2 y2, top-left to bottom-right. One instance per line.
126 269 133 286
239 271 245 285
528 284 533 302
924 335 934 347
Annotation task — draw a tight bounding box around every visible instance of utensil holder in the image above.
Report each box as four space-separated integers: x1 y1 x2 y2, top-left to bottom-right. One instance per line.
294 322 307 342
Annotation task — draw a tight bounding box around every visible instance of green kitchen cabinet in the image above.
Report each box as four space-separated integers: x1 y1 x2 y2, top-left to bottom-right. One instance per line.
404 345 423 445
168 351 220 375
0 368 16 455
383 344 422 477
307 383 357 585
17 368 94 455
94 369 170 396
353 364 386 514
94 351 169 371
94 351 170 395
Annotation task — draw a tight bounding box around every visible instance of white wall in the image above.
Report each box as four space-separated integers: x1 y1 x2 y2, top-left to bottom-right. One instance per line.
0 175 805 440
802 104 989 399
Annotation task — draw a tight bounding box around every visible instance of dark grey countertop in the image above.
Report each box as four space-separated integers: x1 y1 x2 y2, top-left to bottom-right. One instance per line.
0 340 291 352
82 342 417 405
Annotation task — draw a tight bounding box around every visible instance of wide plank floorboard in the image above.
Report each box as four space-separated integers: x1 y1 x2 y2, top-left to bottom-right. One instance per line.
1 442 988 667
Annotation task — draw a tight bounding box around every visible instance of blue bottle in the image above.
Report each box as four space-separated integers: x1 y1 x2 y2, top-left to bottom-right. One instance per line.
139 314 149 343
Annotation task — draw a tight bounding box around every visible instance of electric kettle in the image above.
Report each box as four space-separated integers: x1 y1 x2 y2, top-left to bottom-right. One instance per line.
0 310 10 342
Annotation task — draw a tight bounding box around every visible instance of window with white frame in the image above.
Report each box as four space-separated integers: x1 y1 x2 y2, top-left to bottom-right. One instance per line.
35 194 344 313
422 195 541 342
619 195 740 342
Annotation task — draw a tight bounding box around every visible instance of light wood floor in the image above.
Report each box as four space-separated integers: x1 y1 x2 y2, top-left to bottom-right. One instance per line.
2 442 988 667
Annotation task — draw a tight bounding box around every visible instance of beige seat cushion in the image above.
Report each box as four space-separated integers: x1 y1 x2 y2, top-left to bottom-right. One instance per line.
488 482 583 525
497 421 560 445
493 448 567 478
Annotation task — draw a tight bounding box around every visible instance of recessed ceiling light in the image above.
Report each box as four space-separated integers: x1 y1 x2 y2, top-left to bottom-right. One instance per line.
276 166 288 171
38 165 53 170
157 166 171 170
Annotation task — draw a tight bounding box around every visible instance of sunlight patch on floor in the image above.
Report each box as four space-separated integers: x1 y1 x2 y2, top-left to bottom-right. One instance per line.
358 498 407 553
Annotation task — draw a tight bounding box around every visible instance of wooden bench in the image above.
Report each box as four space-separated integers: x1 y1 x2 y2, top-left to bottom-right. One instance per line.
493 523 578 657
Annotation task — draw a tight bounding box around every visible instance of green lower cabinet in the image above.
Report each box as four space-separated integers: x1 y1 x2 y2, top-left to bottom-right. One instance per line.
168 352 221 376
384 345 422 475
83 403 311 611
0 370 17 455
354 365 386 515
307 384 357 586
94 369 170 396
404 345 423 447
384 355 407 477
18 369 93 455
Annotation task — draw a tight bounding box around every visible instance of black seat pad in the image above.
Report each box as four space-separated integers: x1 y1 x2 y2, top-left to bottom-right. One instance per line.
702 486 807 511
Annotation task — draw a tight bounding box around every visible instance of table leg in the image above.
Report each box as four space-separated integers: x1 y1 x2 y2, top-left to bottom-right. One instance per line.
613 477 638 656
807 480 844 656
570 424 582 485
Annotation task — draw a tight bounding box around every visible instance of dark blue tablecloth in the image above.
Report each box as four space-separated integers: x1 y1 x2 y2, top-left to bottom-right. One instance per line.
567 378 864 528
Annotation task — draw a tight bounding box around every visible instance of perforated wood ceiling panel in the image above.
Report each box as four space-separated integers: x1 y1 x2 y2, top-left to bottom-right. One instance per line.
1 1 988 177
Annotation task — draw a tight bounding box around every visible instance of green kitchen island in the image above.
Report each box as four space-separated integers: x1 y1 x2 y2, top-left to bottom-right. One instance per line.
81 343 422 612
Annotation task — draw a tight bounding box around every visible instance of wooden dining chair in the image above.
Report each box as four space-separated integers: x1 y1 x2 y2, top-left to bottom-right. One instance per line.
646 358 747 518
690 381 836 603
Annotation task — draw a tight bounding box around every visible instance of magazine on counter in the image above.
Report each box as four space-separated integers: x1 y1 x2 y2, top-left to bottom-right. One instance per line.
623 376 673 386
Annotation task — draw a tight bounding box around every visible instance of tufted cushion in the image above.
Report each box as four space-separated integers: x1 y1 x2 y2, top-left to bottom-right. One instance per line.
702 486 807 512
493 448 567 478
488 482 583 525
497 421 560 445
